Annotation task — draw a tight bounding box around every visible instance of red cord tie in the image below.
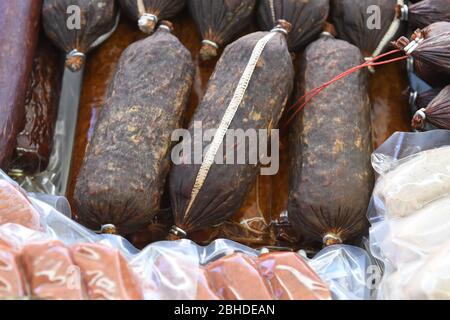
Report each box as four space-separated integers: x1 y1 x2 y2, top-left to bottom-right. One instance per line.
286 49 408 125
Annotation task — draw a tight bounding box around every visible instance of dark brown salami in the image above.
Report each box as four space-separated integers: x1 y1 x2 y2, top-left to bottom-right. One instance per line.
257 0 329 52
405 0 450 30
0 0 42 170
9 38 63 174
74 23 195 235
412 85 450 130
169 23 294 238
393 22 450 86
287 34 374 247
189 0 256 60
42 0 118 72
331 0 405 58
413 87 441 111
119 0 185 34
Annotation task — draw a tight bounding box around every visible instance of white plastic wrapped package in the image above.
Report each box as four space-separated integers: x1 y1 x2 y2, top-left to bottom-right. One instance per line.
368 130 450 300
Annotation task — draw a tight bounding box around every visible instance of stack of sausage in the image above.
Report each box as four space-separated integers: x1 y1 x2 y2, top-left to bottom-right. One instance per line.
0 176 331 300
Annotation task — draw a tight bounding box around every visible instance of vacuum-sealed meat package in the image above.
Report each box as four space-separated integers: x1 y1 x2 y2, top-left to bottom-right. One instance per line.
374 196 450 267
71 243 143 300
372 146 450 219
0 180 41 230
206 252 273 300
22 240 86 300
0 246 26 299
369 130 450 300
257 252 331 300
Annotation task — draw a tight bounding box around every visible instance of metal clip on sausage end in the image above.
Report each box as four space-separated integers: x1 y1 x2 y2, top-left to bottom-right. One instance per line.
138 13 158 34
320 22 337 39
409 90 418 107
65 49 86 73
323 233 343 247
200 39 219 61
158 21 174 33
412 108 427 131
100 224 117 235
169 225 187 239
395 4 409 21
271 19 292 36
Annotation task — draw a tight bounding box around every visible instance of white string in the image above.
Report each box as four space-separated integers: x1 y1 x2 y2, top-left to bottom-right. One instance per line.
268 0 276 24
90 11 121 49
137 0 146 15
183 29 284 219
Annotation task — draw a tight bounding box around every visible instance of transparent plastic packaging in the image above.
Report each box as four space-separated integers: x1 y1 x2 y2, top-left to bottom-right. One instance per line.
257 251 332 300
308 245 375 300
368 130 450 299
0 168 372 300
